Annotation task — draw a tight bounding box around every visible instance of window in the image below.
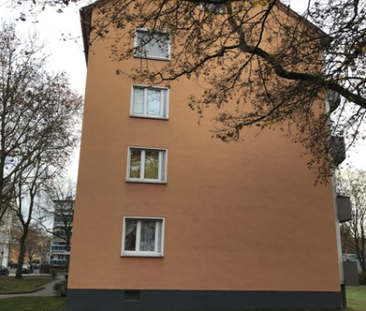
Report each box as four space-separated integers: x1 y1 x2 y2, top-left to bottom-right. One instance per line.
125 290 140 301
201 1 225 13
134 28 170 60
127 147 167 183
122 217 164 257
131 85 169 119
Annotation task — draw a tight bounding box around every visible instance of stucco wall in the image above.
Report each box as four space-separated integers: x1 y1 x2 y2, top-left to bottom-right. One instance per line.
69 5 340 293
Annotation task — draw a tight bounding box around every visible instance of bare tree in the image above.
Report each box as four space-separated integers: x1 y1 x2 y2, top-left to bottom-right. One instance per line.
7 0 79 20
336 169 366 274
13 160 52 278
10 216 50 269
7 1 366 180
38 179 75 272
24 224 51 267
0 23 82 278
0 22 82 224
76 0 366 181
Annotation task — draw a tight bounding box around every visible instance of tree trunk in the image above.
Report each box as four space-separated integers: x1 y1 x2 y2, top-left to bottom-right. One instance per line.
359 241 366 273
65 239 71 273
15 231 28 279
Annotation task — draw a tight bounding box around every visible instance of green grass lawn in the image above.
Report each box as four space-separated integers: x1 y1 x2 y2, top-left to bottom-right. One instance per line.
0 286 363 311
0 297 65 311
346 286 366 311
0 276 54 294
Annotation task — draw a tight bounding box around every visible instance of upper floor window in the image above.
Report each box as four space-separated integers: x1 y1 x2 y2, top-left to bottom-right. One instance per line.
131 85 169 119
127 147 167 183
134 28 170 60
201 1 225 13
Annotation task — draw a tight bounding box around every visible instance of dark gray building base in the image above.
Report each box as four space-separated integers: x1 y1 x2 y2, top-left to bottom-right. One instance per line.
66 288 344 311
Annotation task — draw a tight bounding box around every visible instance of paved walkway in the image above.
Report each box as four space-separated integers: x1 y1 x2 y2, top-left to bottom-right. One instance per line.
0 275 64 299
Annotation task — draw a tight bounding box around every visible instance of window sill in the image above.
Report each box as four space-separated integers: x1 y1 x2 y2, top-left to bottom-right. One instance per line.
130 114 169 121
122 252 164 258
133 55 170 61
126 179 167 184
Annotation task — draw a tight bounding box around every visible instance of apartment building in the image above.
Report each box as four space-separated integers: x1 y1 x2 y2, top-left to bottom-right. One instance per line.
67 2 347 310
50 199 74 267
0 208 12 267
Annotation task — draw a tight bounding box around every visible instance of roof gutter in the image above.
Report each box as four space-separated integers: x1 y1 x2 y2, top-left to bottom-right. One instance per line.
80 5 93 65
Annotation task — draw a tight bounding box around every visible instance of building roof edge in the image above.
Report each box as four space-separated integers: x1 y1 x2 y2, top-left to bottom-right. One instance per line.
79 0 330 65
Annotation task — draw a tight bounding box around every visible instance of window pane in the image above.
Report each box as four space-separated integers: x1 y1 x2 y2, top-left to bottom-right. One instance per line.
133 88 144 114
148 34 169 58
135 30 169 59
135 31 149 56
156 222 162 252
125 220 137 251
147 89 161 115
144 150 159 179
140 221 156 251
130 150 141 178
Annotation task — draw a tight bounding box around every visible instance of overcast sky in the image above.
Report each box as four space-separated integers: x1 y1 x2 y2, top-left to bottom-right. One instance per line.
0 0 364 173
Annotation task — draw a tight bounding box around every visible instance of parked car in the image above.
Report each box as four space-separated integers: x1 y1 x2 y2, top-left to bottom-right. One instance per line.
0 265 9 276
21 264 29 274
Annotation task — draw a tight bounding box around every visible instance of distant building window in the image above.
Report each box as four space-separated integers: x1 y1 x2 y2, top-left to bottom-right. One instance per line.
201 0 225 13
51 245 67 251
127 147 167 183
131 85 169 119
122 217 164 257
134 28 170 60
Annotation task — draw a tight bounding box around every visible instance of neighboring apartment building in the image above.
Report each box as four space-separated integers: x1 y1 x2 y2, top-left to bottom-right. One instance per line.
50 199 74 267
0 208 12 267
68 2 348 311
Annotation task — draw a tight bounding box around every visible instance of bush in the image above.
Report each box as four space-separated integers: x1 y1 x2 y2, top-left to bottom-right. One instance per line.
53 280 67 297
359 272 366 285
50 269 57 279
40 264 54 273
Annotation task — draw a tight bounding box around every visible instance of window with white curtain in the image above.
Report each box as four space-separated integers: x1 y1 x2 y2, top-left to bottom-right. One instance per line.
122 217 164 257
131 85 169 119
134 28 170 60
127 147 167 183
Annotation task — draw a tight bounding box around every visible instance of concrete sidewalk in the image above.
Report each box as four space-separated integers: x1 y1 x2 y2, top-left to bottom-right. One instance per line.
0 275 64 299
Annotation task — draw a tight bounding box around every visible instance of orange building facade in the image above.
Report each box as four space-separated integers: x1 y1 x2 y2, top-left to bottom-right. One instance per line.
67 2 345 310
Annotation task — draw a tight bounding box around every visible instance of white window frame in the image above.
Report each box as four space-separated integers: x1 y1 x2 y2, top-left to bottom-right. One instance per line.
130 84 169 119
134 28 171 61
126 147 168 184
122 217 165 257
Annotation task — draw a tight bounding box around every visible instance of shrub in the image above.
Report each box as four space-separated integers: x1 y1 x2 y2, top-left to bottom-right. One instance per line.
53 280 67 297
50 269 57 279
359 272 366 285
40 264 54 273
